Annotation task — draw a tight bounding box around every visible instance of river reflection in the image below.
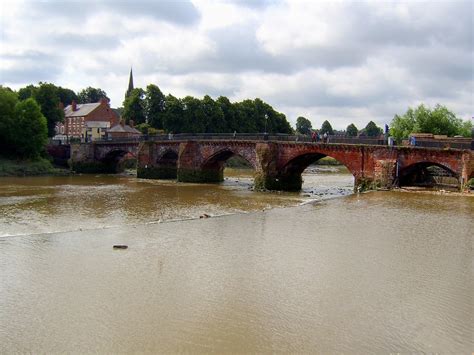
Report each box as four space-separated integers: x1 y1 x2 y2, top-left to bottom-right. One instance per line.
0 171 472 353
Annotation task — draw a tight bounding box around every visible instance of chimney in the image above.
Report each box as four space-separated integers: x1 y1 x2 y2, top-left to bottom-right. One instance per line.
100 97 109 107
58 102 64 110
71 100 77 111
120 119 125 127
129 120 134 128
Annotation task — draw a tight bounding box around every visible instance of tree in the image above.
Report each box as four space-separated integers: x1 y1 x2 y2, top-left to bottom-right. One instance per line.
33 83 64 137
18 85 38 101
459 120 473 138
414 104 463 137
12 98 48 158
122 88 145 125
390 104 470 142
202 95 225 133
320 120 334 135
57 87 78 106
0 86 18 153
0 87 47 159
363 121 383 137
77 87 108 103
346 123 358 137
144 84 165 129
162 94 185 133
296 116 312 134
390 110 416 143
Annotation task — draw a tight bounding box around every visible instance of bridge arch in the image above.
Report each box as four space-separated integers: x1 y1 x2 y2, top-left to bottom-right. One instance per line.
155 149 179 179
200 148 256 182
398 161 460 189
101 149 137 172
276 149 360 191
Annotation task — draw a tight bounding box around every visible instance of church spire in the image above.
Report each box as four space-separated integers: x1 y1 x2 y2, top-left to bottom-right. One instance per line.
126 67 134 98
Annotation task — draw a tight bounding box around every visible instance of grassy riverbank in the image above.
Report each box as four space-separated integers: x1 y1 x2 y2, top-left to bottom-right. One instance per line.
0 157 69 177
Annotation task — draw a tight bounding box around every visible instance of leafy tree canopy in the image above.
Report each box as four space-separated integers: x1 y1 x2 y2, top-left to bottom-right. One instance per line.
122 88 145 125
32 83 64 137
77 87 109 103
363 121 383 137
13 98 48 158
296 116 312 134
144 84 165 129
346 123 358 137
390 104 471 142
320 120 334 135
0 87 48 158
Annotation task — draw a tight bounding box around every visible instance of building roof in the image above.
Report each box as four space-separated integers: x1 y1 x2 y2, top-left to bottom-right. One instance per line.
64 103 101 117
108 123 141 134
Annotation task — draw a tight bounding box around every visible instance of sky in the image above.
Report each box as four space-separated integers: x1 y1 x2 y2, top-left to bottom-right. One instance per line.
0 0 472 130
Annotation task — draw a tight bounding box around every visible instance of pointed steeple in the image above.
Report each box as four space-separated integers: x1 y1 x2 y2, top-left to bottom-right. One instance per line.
126 67 134 98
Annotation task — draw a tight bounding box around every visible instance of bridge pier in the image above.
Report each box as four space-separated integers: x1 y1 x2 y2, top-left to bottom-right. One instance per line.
137 142 179 179
177 141 224 183
70 143 116 173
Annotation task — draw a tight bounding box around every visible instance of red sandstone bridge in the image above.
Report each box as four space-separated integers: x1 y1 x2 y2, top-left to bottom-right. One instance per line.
70 134 474 191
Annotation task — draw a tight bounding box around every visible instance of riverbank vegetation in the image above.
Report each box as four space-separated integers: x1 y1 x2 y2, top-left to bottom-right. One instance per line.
0 157 66 177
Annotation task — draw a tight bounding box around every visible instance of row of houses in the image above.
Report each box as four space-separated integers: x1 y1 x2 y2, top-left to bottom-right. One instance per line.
54 98 140 142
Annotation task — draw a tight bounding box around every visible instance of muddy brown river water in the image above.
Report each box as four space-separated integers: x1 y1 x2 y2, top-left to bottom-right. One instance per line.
0 169 472 353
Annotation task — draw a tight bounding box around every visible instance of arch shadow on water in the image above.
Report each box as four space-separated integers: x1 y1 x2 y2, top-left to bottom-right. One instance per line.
399 162 460 190
156 150 179 179
101 149 137 173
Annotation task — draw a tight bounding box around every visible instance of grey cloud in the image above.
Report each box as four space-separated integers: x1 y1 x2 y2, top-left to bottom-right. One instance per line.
351 1 473 50
0 51 61 83
225 0 279 9
46 33 121 50
29 0 200 26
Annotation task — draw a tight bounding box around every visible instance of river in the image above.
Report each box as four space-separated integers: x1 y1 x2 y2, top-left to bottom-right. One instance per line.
0 168 472 353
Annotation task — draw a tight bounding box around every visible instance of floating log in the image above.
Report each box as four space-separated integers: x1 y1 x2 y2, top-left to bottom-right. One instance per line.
113 245 128 249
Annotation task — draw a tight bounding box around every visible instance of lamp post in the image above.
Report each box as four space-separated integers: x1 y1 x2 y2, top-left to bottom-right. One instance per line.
264 113 268 134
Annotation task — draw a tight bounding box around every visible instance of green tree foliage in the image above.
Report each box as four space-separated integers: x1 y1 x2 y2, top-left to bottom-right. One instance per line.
346 123 358 137
77 87 109 103
363 121 383 137
390 104 470 142
122 88 146 125
0 87 47 158
157 94 293 134
0 87 18 152
144 84 165 129
18 84 38 101
13 98 48 158
459 120 473 137
161 94 185 133
57 87 78 106
320 120 334 135
296 116 312 134
33 83 64 137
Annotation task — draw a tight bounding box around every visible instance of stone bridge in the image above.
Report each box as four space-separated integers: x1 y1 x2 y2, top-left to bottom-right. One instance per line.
70 139 474 191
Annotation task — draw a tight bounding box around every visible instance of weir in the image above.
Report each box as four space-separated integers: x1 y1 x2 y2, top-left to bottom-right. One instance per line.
68 138 474 192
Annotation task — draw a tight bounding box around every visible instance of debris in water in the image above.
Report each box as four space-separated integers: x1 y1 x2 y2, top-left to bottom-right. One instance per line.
113 245 128 249
200 214 210 218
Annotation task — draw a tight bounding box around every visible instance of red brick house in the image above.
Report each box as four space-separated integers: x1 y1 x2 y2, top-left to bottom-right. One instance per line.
55 98 119 142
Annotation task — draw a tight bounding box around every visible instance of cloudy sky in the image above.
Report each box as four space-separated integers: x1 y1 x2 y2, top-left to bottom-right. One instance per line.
1 0 472 130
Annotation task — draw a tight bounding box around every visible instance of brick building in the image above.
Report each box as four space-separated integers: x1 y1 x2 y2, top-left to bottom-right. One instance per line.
55 98 119 142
